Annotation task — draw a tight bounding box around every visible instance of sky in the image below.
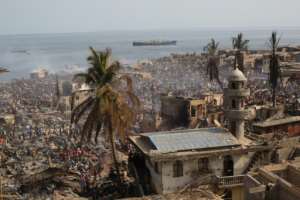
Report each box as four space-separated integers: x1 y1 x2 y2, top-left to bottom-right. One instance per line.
0 0 300 35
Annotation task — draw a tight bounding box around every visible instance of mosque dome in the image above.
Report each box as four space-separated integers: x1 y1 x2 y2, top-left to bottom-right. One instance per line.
228 68 247 82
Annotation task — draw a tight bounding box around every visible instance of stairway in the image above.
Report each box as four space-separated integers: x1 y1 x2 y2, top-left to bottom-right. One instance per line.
243 151 262 174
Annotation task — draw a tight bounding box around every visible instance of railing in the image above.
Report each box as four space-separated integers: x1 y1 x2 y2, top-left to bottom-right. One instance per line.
216 175 245 188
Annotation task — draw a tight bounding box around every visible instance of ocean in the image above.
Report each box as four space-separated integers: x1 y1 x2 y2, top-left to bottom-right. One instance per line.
1 28 300 80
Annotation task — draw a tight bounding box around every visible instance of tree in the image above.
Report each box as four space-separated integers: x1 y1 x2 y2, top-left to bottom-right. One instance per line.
268 32 280 107
203 39 223 89
232 33 249 72
72 47 140 180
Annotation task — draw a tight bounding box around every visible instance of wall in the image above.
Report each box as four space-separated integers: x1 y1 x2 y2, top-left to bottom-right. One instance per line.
244 175 266 200
276 179 300 200
148 151 257 194
278 136 300 161
161 159 196 194
232 186 245 200
159 155 237 194
287 165 300 186
145 159 163 194
160 96 189 127
233 153 254 174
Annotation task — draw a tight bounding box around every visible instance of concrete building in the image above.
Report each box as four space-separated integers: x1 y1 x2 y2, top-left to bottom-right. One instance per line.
252 116 300 136
129 127 272 195
244 161 300 200
129 69 273 198
160 96 207 129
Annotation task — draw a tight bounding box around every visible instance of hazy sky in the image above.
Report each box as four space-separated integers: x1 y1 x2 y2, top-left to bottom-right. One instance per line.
1 0 300 35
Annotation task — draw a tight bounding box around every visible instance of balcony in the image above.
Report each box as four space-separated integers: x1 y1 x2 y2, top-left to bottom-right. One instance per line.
215 175 245 188
224 88 250 97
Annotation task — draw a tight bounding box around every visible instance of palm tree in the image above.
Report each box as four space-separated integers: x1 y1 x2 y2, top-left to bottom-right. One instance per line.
203 39 223 89
72 47 140 180
232 33 249 72
268 32 280 107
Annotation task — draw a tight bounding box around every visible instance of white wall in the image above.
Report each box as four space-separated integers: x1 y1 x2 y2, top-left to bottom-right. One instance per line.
152 153 253 194
159 156 224 194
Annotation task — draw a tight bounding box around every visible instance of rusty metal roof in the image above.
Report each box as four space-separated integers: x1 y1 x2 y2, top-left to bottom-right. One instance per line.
141 128 240 153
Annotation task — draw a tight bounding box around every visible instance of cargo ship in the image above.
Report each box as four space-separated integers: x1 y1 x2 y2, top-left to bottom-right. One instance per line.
133 40 177 46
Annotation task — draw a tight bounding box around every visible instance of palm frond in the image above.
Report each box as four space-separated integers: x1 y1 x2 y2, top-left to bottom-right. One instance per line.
71 96 95 123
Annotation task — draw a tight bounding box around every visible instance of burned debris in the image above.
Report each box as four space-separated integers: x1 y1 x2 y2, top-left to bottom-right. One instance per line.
1 34 300 200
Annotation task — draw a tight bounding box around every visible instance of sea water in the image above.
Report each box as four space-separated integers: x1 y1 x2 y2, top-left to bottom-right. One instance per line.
1 28 300 80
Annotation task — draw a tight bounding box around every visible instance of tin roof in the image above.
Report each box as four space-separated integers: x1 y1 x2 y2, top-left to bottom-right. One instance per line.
141 128 240 153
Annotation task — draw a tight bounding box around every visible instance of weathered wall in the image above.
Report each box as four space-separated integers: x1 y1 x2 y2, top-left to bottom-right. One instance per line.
145 159 163 194
244 175 266 200
233 153 254 174
287 165 300 186
159 154 244 194
149 151 257 194
232 186 245 200
278 136 300 161
161 159 196 194
275 180 300 200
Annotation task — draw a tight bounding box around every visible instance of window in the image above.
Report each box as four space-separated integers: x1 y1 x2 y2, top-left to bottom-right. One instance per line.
241 82 244 88
231 82 237 89
213 99 217 105
198 158 209 172
232 99 236 109
191 106 197 117
154 162 159 174
173 160 183 177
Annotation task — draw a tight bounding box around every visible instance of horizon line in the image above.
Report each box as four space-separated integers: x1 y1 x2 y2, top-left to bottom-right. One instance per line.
1 25 300 37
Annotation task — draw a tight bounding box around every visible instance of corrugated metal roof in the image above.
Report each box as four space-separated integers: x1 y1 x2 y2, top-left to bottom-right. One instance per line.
141 128 240 153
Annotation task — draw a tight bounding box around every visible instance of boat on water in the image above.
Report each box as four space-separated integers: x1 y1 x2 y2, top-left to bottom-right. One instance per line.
133 40 177 46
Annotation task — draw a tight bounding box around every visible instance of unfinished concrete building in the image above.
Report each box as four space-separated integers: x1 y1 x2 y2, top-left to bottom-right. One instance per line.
160 96 206 129
252 116 300 136
239 161 300 200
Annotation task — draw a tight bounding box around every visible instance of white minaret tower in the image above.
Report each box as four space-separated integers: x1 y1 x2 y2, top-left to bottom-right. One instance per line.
224 68 250 141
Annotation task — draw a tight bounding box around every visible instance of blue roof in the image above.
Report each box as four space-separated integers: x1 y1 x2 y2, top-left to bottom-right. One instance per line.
141 128 240 153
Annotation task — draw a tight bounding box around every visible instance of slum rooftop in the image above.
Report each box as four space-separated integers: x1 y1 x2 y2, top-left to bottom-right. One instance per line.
253 116 300 128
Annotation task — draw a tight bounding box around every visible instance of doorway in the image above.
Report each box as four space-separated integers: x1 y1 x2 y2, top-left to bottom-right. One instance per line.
223 155 234 176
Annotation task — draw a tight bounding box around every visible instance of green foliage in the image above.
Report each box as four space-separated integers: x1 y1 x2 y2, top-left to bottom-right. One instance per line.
72 47 140 180
204 39 222 89
232 33 249 72
72 47 140 144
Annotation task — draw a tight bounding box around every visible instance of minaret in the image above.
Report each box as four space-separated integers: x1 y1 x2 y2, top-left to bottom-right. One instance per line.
224 68 250 141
